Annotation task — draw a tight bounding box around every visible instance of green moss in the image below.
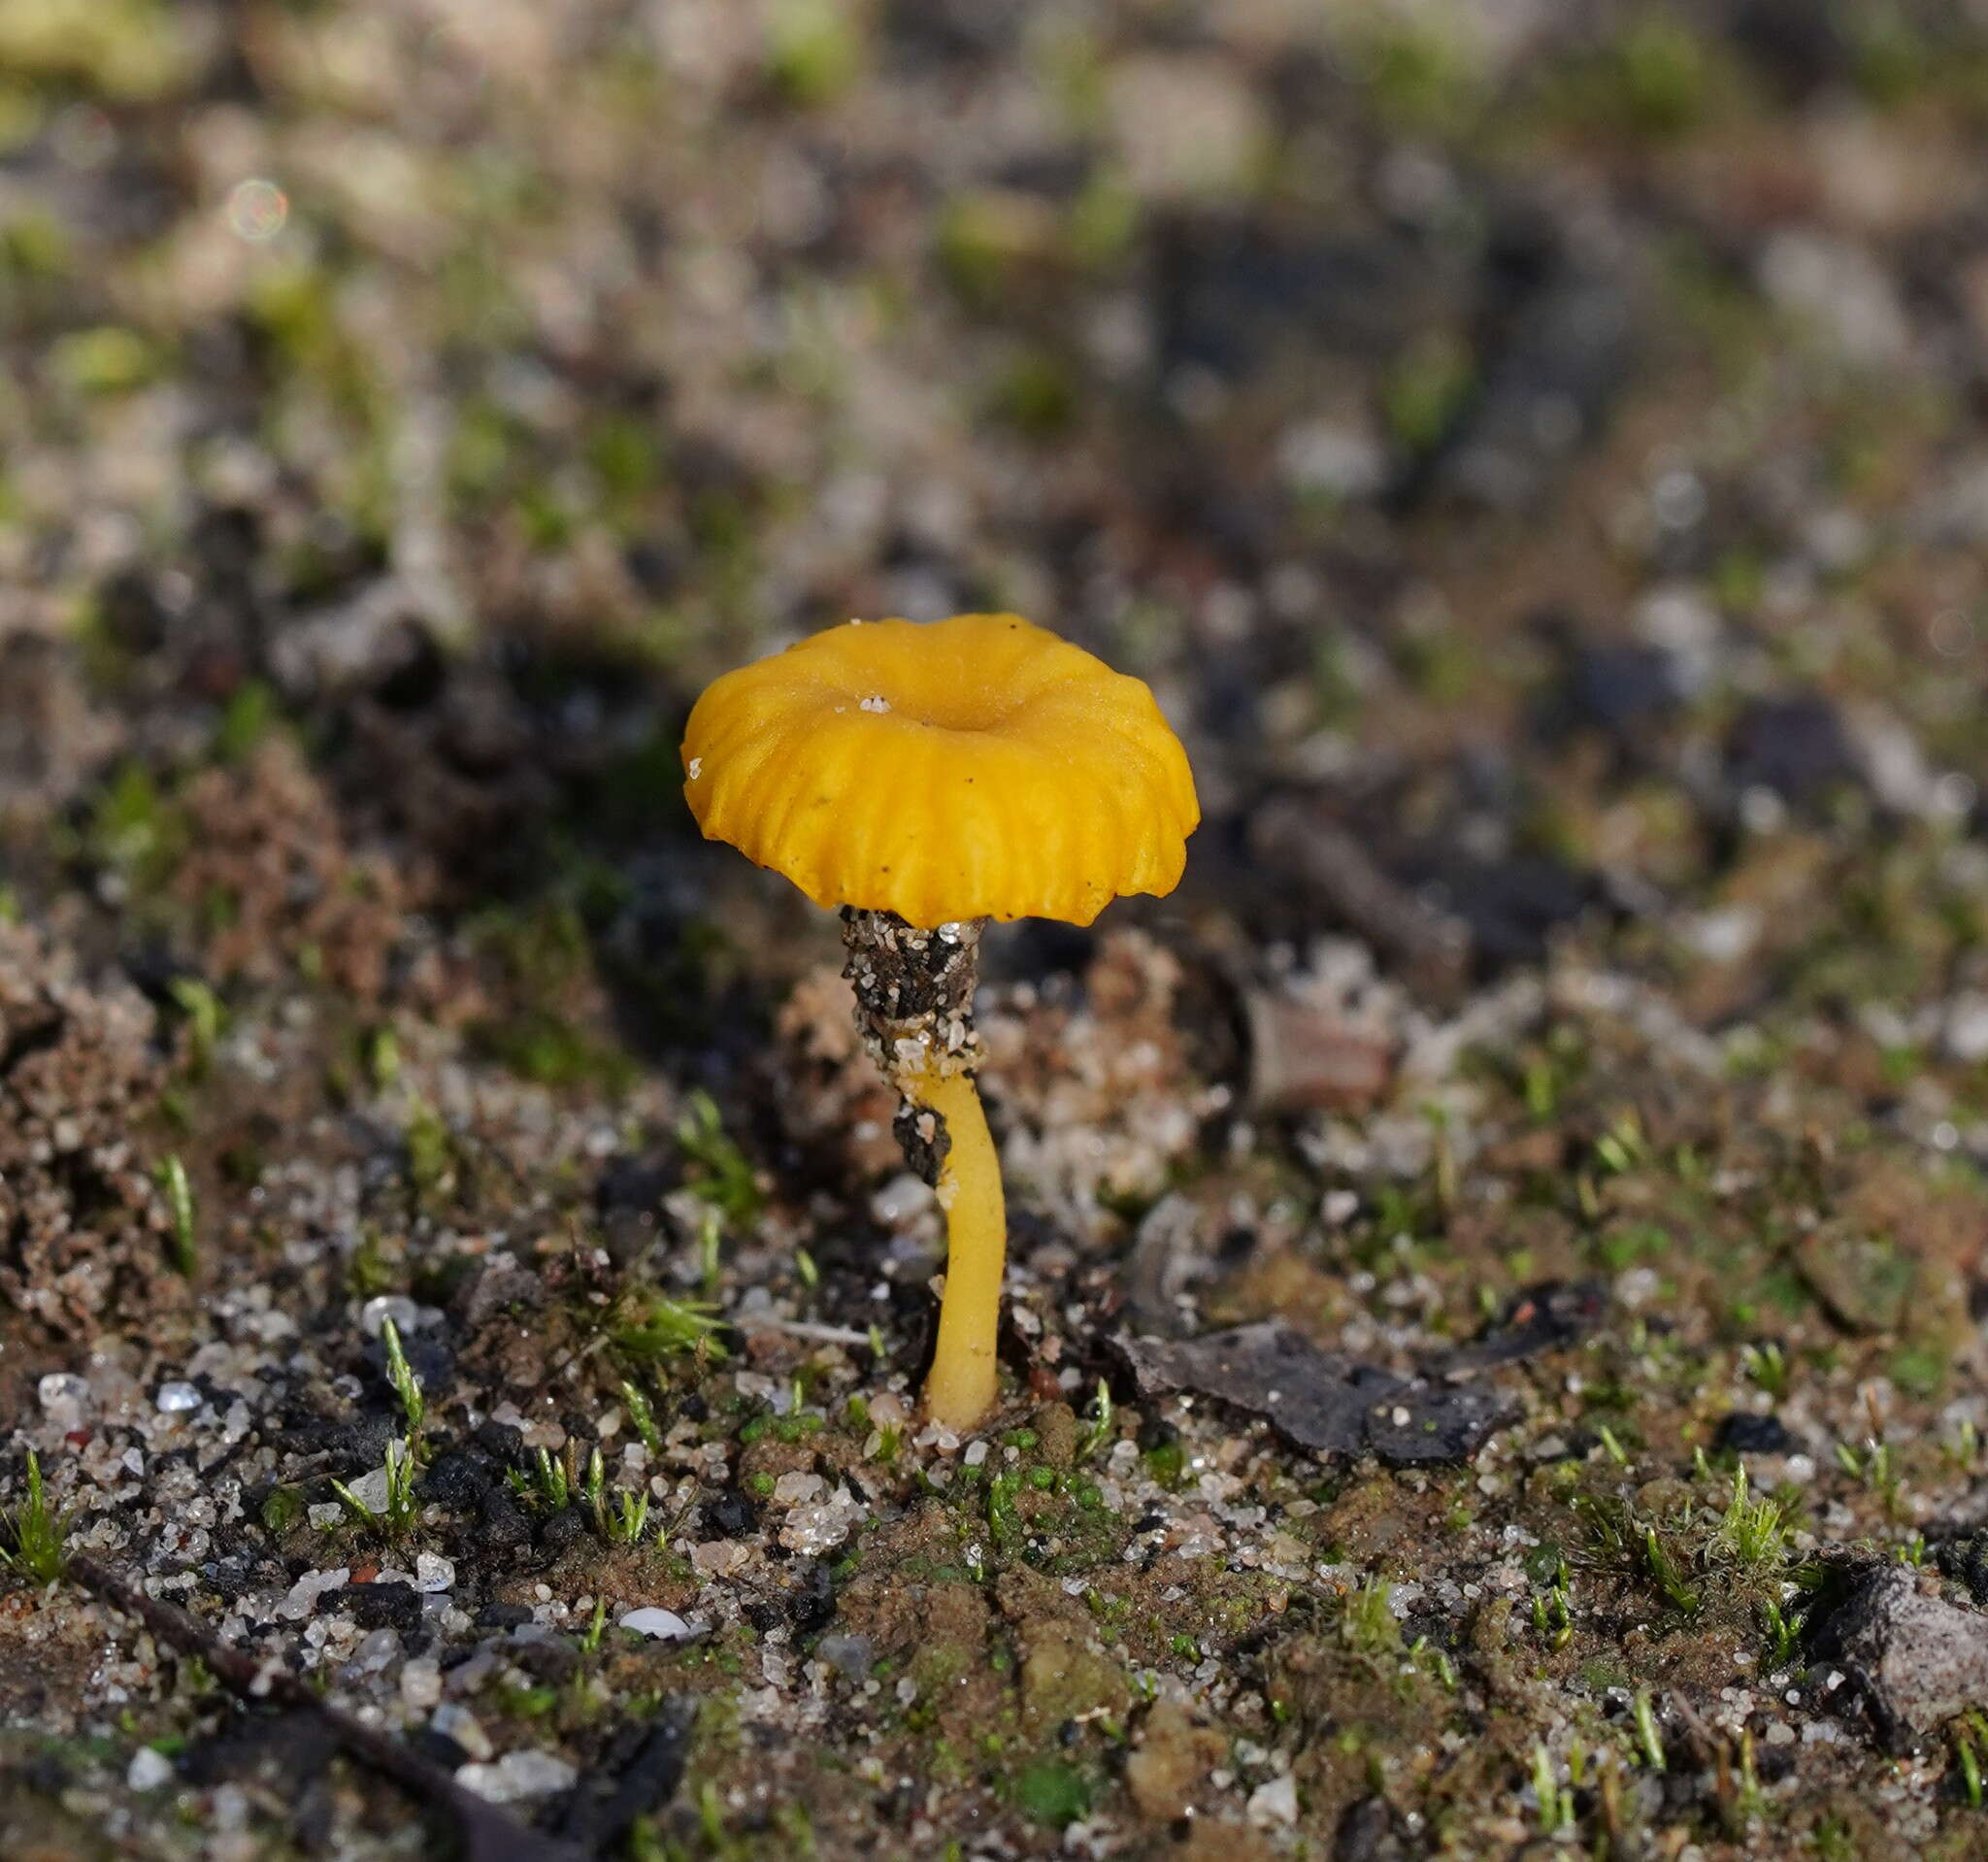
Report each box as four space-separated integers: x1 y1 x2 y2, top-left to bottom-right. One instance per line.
1011 1756 1093 1829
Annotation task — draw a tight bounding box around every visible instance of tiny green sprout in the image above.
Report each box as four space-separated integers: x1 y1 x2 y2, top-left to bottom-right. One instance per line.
1593 1111 1646 1176
1531 1743 1572 1834
1960 1729 1984 1810
156 1154 197 1277
794 1247 819 1291
1761 1596 1803 1666
0 1450 72 1584
1897 1531 1928 1568
381 1314 424 1442
580 1597 608 1655
329 1438 418 1538
698 1208 723 1297
620 1380 662 1454
610 1290 728 1366
404 1100 454 1204
1597 1422 1630 1467
1342 1579 1400 1655
1077 1378 1113 1461
1717 1468 1788 1567
1632 1688 1666 1771
1408 1635 1458 1689
508 1446 572 1513
365 1024 401 1090
167 977 224 1077
867 1323 885 1360
677 1089 760 1222
1740 1341 1790 1400
1532 1583 1573 1650
1643 1525 1701 1614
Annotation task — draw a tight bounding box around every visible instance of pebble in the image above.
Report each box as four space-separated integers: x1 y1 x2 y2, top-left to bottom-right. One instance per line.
1247 1774 1299 1826
279 1568 349 1619
456 1749 578 1803
154 1381 201 1414
816 1633 874 1679
38 1373 90 1422
415 1551 455 1592
342 1466 393 1513
433 1702 492 1760
619 1607 693 1640
359 1294 421 1337
127 1746 175 1790
401 1658 444 1710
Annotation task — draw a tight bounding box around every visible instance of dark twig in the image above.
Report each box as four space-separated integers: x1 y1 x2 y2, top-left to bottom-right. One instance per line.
67 1553 585 1862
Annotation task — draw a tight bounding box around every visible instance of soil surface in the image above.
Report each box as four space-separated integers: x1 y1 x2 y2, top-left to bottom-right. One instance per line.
8 3 1988 1858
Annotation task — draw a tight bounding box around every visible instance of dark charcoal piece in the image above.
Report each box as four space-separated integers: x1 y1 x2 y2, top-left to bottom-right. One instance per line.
1117 1324 1514 1465
478 1488 534 1553
703 1488 760 1538
1437 267 1636 512
1536 638 1686 746
1725 696 1861 807
537 1508 587 1555
789 1561 836 1636
339 1583 422 1636
1432 1281 1607 1375
1336 1793 1407 1862
1936 1533 1988 1610
178 1706 339 1789
1714 1413 1796 1456
473 1417 524 1460
1120 1282 1603 1467
420 1451 492 1510
557 1702 697 1850
514 1636 580 1685
476 1602 535 1630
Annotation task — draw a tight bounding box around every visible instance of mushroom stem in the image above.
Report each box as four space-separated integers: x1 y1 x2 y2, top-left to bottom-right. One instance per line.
840 906 1005 1429
910 1066 1006 1432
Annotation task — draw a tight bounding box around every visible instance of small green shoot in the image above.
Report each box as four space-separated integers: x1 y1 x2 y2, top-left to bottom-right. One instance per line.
167 977 224 1078
1762 1596 1803 1666
1957 1714 1988 1809
381 1314 424 1442
509 1446 572 1513
1077 1378 1113 1461
1716 1469 1788 1567
611 1290 728 1366
580 1446 651 1545
1632 1688 1666 1771
0 1451 72 1583
156 1154 197 1276
329 1438 418 1538
1740 1341 1790 1401
1532 1583 1573 1650
1531 1743 1573 1834
794 1247 819 1291
620 1380 662 1454
1643 1526 1700 1614
677 1089 760 1222
1597 1423 1630 1467
580 1596 608 1655
1342 1579 1401 1656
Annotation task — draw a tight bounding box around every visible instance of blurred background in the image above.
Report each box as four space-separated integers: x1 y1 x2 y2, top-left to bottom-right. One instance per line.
14 10 1988 1852
5 0 1988 1050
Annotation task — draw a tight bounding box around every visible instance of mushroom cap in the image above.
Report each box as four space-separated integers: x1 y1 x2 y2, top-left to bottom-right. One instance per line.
681 614 1199 928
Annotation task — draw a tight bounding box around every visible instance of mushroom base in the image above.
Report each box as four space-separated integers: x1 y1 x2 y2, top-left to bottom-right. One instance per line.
841 908 1004 1429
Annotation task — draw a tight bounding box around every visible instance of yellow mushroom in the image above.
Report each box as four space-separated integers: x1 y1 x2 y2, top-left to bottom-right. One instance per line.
682 614 1198 1430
